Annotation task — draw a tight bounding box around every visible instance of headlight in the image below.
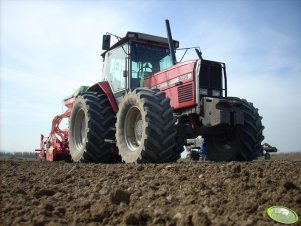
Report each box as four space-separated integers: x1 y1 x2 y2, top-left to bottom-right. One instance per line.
200 88 208 95
212 90 221 96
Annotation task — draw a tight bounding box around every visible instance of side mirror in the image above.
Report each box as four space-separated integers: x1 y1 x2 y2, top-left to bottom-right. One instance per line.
102 35 111 50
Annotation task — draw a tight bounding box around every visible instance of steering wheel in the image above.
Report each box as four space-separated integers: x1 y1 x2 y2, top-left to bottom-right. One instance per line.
138 63 153 87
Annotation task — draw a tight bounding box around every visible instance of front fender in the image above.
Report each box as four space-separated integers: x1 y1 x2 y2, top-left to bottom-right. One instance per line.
88 81 118 113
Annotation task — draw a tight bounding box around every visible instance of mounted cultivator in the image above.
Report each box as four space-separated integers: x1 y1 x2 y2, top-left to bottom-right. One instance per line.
35 87 88 161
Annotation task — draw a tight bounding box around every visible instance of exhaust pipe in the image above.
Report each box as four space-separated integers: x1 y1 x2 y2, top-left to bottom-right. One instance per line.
165 19 177 65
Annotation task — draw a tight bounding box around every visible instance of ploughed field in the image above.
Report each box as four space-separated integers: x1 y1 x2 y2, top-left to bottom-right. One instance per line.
1 154 301 225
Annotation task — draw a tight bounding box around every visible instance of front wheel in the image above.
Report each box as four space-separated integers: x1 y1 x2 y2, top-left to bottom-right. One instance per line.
116 88 178 163
205 98 264 161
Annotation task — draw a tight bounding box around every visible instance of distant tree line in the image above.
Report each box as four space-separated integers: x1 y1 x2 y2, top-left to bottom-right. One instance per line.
0 152 36 159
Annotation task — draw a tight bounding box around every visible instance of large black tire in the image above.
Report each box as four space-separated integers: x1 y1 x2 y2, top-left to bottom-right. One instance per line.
205 98 264 161
68 92 118 163
169 136 185 162
116 88 178 163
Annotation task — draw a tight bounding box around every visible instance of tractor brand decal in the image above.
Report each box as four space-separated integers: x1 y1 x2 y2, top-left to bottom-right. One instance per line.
153 72 192 89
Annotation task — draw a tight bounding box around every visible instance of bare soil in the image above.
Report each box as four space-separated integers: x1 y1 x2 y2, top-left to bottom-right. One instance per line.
1 154 301 226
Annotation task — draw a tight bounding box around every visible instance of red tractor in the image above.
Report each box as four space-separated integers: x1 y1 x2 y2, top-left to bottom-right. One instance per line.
41 20 264 163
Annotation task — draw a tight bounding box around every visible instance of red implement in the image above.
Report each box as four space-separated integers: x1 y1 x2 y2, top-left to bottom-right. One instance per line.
35 97 75 161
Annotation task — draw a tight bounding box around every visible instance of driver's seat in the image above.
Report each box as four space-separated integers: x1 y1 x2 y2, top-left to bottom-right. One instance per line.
140 71 153 87
140 63 153 87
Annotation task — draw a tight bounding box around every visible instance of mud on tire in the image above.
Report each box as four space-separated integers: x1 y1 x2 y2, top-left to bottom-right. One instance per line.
116 88 178 163
205 98 264 161
69 92 118 163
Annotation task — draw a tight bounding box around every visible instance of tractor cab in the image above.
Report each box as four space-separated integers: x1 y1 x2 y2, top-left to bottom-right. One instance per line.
100 32 179 94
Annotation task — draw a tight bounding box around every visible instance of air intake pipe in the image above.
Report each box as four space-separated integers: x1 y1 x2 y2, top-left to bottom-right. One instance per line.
165 19 177 65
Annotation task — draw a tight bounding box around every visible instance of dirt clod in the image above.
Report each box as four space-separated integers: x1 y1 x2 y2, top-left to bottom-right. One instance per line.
232 164 241 173
90 203 110 221
283 181 297 190
99 186 111 195
79 179 90 187
124 212 141 225
192 210 211 226
35 188 55 197
136 165 144 171
173 212 182 220
110 188 131 205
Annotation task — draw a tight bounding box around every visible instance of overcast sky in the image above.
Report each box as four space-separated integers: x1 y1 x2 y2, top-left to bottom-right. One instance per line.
1 0 301 153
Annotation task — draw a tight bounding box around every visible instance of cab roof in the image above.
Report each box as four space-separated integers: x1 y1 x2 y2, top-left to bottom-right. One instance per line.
101 31 179 57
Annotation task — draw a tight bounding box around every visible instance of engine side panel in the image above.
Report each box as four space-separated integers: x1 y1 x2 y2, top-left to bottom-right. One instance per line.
144 60 197 110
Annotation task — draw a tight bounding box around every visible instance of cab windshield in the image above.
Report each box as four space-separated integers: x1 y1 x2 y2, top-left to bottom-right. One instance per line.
131 42 173 87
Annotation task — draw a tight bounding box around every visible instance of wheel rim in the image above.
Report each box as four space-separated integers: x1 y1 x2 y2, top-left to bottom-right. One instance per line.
74 109 86 151
124 106 143 152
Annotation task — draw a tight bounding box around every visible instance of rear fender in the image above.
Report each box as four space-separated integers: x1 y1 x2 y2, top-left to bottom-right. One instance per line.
87 81 118 113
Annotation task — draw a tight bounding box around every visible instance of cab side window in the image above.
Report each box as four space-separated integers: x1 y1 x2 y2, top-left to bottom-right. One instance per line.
104 44 127 92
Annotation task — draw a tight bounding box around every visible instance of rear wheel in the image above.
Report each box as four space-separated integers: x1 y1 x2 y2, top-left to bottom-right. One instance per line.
116 88 178 163
169 136 185 162
205 98 264 161
69 92 118 163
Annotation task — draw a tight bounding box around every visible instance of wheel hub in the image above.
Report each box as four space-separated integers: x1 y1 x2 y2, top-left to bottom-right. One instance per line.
74 109 86 151
134 118 142 144
124 106 143 152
